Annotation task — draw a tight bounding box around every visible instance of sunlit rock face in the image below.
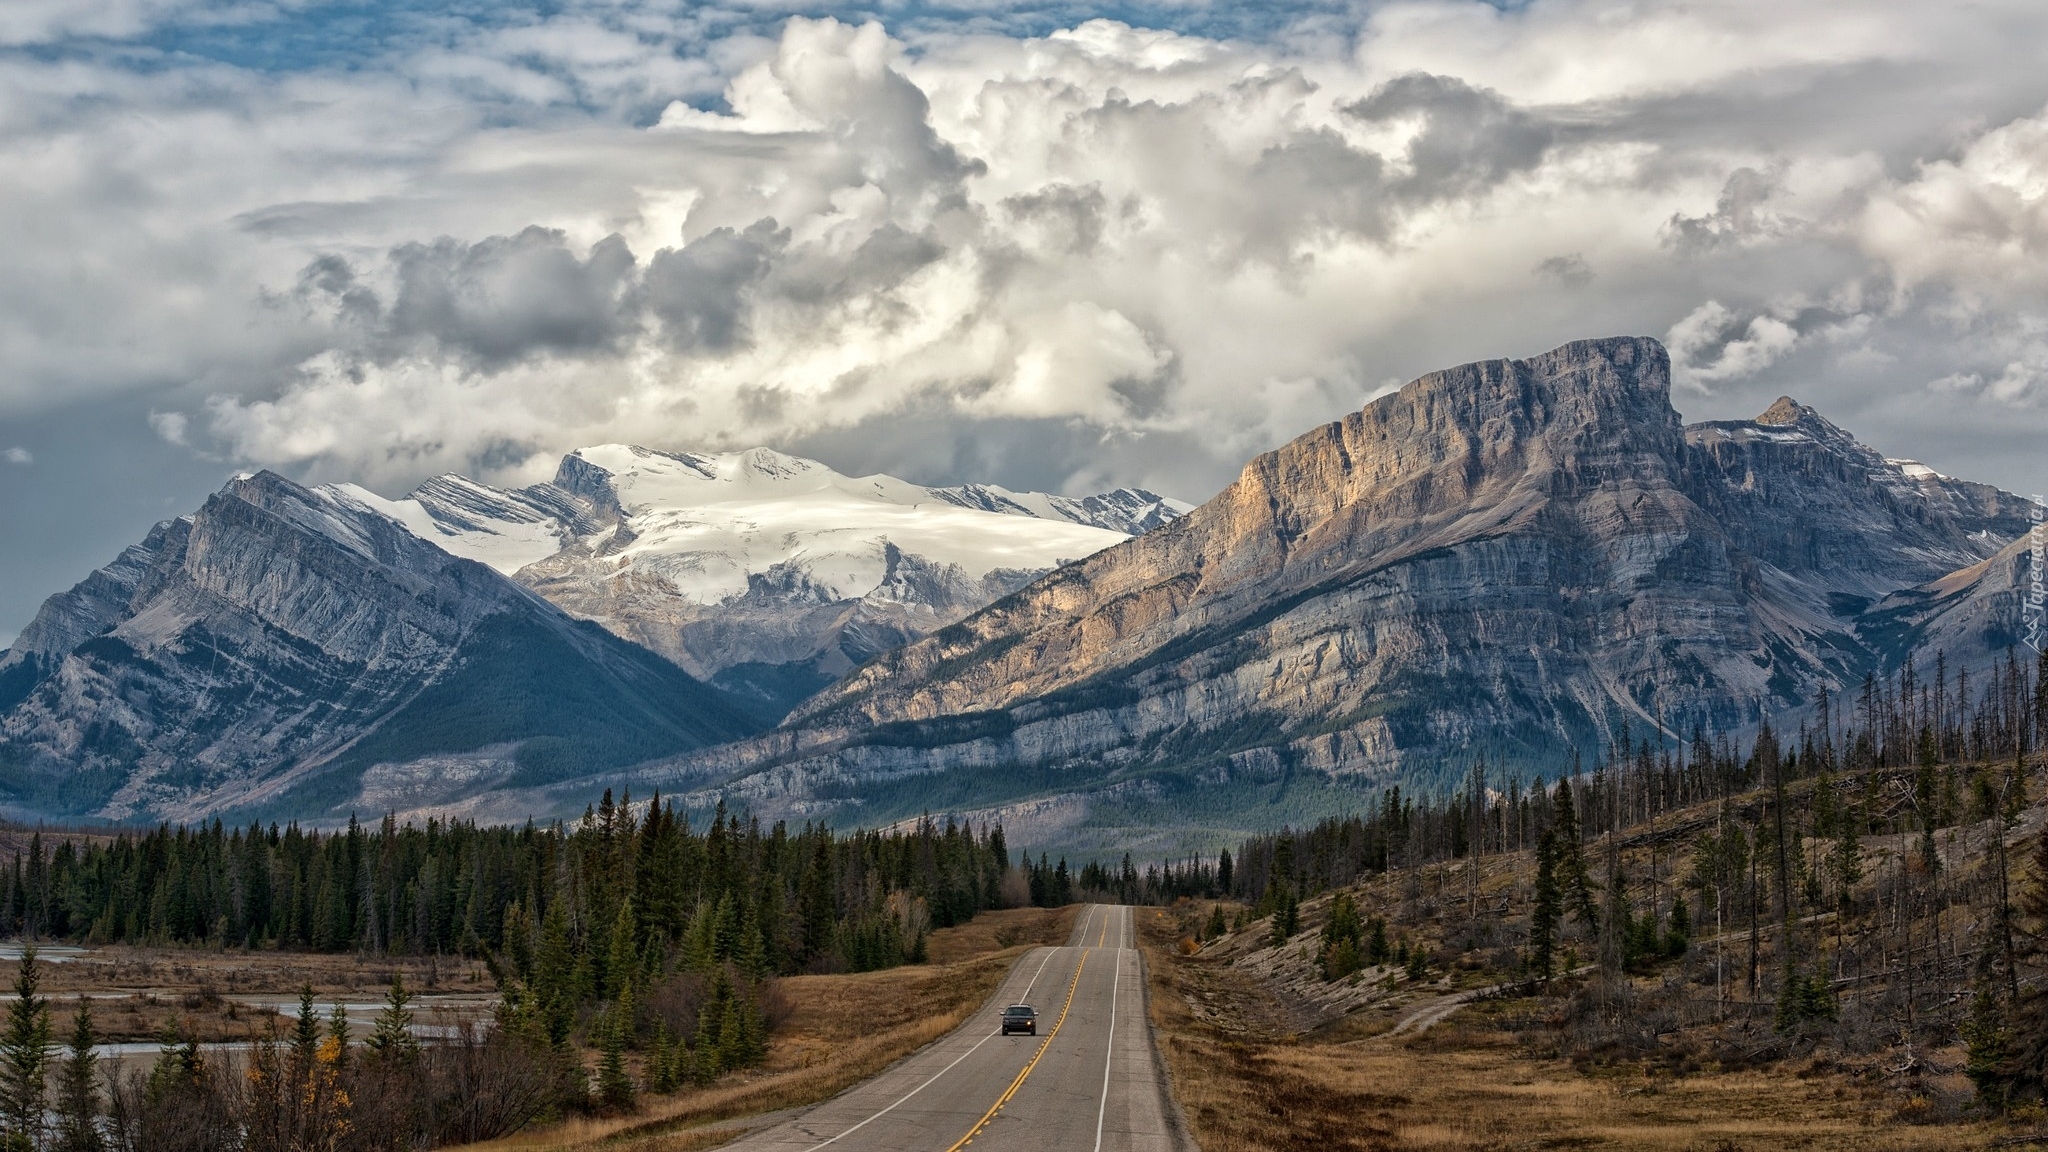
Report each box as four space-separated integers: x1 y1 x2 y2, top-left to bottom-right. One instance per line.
621 337 2033 852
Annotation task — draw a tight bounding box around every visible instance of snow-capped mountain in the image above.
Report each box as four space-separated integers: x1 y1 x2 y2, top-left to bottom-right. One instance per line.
0 471 758 823
0 444 1187 821
340 446 1191 714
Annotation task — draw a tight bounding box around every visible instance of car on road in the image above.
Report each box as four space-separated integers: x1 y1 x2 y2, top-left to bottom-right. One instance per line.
1000 1004 1037 1035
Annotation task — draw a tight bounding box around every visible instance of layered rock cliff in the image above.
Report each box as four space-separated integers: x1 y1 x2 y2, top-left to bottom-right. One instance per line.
591 338 2033 855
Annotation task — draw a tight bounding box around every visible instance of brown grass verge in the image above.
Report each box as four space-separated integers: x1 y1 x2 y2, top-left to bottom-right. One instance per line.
456 905 1077 1151
1139 904 2037 1152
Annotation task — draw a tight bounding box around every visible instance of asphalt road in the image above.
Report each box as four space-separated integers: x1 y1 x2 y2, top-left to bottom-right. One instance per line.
728 903 1188 1152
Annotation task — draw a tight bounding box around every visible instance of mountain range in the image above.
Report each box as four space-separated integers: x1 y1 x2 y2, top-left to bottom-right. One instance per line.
1 336 2036 851
530 337 2036 856
0 449 1184 822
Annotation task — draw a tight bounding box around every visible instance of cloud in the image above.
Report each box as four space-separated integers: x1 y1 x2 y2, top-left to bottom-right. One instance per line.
1667 301 1803 391
1533 253 1593 287
3 447 31 466
148 411 189 446
3 0 2048 519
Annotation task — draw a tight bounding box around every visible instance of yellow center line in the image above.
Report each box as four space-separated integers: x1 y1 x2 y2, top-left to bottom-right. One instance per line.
941 907 1109 1151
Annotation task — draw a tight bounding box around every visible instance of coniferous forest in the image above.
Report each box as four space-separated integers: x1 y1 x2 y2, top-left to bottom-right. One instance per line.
1 647 2044 1147
0 790 1014 1150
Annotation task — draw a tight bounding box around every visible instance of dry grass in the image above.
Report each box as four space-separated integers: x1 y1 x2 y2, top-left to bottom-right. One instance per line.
5 945 493 1042
1138 905 2038 1151
922 904 1078 965
456 905 1078 1150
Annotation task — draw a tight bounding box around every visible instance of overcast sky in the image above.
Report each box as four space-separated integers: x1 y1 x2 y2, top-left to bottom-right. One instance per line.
3 0 2047 644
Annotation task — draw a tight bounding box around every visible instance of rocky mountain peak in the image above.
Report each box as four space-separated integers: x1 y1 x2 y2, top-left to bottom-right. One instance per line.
1754 395 1809 425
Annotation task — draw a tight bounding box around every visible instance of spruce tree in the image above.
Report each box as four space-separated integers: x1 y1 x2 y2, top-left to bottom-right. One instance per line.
291 985 322 1068
1998 821 2048 1099
369 973 419 1063
327 1002 351 1072
596 1010 635 1112
1551 778 1599 928
1318 892 1363 980
1529 828 1561 982
53 1003 103 1152
0 944 53 1152
799 835 836 966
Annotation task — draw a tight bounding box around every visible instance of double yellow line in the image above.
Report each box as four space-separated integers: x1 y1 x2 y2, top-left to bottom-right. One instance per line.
941 912 1112 1151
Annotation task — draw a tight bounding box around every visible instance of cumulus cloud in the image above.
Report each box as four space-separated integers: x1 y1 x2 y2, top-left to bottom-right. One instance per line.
5 0 2048 515
3 447 31 466
147 411 189 446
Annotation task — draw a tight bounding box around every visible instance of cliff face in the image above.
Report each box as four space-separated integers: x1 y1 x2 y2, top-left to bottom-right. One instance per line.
593 338 2034 856
0 472 757 821
797 338 1775 749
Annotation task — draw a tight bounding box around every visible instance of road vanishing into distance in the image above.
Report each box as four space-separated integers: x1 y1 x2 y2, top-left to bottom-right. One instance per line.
729 904 1189 1152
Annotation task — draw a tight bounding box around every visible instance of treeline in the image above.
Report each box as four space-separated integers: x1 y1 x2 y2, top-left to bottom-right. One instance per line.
0 792 1016 1140
1231 649 2046 902
2 792 1009 966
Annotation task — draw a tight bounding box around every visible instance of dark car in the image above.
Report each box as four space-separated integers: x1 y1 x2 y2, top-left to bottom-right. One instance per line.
1000 1004 1038 1035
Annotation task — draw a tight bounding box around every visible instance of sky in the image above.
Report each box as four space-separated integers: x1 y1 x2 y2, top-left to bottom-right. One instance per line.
3 0 2048 644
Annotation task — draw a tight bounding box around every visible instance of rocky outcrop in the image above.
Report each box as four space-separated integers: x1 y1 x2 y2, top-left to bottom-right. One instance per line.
1681 397 2027 604
0 472 758 821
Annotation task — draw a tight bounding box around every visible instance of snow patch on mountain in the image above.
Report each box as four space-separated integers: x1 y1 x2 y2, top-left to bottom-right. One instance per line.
350 444 1185 604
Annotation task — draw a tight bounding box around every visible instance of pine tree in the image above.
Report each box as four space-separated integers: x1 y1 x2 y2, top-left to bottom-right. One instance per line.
606 898 640 1002
596 1009 635 1112
0 944 54 1152
290 985 322 1068
1552 778 1599 928
1529 828 1561 982
1831 796 1863 912
369 973 419 1063
643 1023 674 1095
798 834 836 966
1998 820 2048 1099
1318 892 1363 980
1963 983 2014 1110
53 1003 103 1152
1664 893 1691 957
1268 884 1299 946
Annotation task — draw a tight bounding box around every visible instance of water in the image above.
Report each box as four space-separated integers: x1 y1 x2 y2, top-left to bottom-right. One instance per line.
0 944 88 963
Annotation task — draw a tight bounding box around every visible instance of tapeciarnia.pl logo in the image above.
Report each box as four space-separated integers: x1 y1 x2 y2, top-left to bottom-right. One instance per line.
2028 494 2045 654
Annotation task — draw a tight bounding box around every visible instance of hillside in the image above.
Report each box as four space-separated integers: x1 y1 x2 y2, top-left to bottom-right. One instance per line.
1135 674 2048 1149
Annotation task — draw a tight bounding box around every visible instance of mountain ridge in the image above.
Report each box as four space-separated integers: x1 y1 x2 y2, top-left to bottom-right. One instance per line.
0 470 760 821
548 337 2034 857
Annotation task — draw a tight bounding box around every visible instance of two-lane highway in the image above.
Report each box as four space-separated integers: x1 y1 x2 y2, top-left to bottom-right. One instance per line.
729 904 1187 1152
